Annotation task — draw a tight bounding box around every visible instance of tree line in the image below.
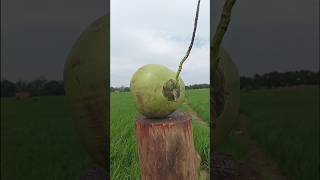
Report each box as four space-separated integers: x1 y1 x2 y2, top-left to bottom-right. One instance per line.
1 70 318 97
1 77 65 97
110 84 210 92
240 70 319 90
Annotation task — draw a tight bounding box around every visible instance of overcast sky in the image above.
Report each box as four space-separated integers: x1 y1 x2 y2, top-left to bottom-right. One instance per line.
1 0 319 84
111 0 210 87
213 0 319 77
1 0 107 82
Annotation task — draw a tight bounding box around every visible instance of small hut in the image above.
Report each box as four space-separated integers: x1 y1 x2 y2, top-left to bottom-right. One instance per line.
15 92 32 100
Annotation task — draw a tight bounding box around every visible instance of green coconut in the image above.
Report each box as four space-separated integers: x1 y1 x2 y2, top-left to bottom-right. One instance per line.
213 47 240 145
130 64 185 118
63 16 109 168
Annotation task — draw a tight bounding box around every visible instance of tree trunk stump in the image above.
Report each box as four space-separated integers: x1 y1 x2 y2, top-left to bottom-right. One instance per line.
135 111 200 180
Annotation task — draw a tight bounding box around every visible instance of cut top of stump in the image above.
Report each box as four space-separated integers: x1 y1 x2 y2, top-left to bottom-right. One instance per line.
137 111 191 124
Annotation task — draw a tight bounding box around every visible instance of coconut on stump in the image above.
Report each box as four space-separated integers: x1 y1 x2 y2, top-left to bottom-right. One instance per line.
135 111 200 180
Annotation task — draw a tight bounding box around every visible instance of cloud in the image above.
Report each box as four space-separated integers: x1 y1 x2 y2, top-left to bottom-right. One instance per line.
111 0 210 87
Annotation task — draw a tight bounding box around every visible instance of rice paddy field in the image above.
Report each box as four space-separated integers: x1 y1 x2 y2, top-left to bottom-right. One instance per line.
1 86 319 179
1 96 93 180
1 89 210 180
239 85 319 180
217 85 319 180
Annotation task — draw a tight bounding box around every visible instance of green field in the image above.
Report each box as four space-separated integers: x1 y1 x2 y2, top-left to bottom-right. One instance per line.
186 89 210 124
240 86 319 180
1 89 210 180
111 89 210 179
217 85 319 180
2 86 318 180
1 97 93 180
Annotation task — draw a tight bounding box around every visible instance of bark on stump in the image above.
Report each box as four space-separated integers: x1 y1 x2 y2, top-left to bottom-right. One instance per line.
135 111 200 180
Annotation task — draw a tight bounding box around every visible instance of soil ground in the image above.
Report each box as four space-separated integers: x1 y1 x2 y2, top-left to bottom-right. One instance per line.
187 105 209 127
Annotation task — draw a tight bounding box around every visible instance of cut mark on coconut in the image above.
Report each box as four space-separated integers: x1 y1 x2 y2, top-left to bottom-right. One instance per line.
163 79 180 101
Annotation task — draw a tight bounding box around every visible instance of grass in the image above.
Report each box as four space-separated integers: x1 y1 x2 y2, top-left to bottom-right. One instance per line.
1 96 93 180
186 89 210 171
215 85 319 180
216 129 249 161
110 92 140 179
3 86 317 179
1 89 209 180
186 89 210 124
240 85 319 180
110 89 210 179
192 121 210 170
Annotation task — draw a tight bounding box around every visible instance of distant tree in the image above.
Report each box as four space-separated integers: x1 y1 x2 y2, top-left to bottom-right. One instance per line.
29 76 47 96
1 79 16 97
240 70 319 90
15 80 30 92
123 87 130 92
185 84 210 90
42 80 65 96
240 77 253 90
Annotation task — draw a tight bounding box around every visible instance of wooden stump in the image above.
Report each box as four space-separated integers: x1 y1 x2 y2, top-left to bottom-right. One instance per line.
135 111 200 180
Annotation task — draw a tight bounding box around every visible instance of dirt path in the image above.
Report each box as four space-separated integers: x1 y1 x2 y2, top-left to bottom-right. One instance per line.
184 104 287 179
184 103 209 127
235 114 288 180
